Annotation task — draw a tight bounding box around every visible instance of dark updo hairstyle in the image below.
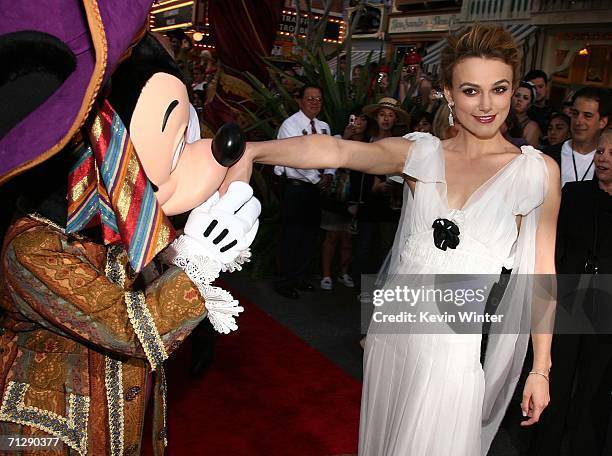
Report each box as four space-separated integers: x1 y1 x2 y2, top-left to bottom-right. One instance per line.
410 110 434 131
440 23 523 89
518 80 537 105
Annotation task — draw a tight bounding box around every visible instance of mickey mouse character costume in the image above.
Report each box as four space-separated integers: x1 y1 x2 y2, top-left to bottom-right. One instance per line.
0 1 259 454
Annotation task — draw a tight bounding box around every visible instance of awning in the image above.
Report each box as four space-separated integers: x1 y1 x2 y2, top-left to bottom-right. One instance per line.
328 50 385 74
507 23 539 44
421 23 539 76
421 38 447 76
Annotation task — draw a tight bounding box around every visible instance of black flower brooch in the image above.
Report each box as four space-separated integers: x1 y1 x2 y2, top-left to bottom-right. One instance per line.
432 218 460 251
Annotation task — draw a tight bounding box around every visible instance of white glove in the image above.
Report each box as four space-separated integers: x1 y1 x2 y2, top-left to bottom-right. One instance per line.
161 181 260 334
183 181 261 268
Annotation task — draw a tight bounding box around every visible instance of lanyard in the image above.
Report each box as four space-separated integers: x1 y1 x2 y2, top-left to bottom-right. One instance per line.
572 149 594 182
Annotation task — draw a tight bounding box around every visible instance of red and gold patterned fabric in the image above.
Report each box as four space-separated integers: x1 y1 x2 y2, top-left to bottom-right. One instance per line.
0 217 207 455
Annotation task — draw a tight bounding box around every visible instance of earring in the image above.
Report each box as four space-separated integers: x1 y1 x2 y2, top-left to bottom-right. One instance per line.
447 102 455 127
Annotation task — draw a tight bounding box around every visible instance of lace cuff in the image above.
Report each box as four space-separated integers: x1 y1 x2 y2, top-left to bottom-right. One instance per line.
222 248 252 273
162 236 244 334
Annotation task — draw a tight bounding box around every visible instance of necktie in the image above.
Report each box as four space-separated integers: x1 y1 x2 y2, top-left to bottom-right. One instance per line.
310 119 317 135
310 119 325 174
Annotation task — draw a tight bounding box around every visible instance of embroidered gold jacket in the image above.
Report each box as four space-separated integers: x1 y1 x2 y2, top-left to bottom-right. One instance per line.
0 217 207 455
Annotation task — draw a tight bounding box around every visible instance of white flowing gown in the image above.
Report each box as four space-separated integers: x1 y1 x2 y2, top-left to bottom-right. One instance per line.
358 132 549 456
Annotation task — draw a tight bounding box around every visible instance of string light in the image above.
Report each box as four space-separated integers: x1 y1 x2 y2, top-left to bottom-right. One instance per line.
151 21 193 32
150 0 193 14
151 0 183 7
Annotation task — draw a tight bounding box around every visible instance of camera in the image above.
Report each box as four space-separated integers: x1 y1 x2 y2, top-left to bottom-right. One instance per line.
406 65 418 75
349 114 356 126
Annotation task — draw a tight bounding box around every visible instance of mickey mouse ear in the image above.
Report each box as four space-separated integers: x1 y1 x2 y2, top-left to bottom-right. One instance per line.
0 31 76 139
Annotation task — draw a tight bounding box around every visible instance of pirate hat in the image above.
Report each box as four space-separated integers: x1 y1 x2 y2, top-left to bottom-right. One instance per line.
0 0 153 185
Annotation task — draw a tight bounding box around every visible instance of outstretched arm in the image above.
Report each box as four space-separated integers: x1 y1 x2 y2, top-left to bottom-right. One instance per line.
252 135 411 175
220 136 413 191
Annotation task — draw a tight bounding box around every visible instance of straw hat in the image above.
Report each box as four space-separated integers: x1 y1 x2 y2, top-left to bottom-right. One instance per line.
363 97 411 126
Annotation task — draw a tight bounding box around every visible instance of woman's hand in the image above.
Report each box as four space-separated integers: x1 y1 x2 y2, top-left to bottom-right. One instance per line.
427 89 439 104
400 67 412 86
343 124 356 140
520 374 550 426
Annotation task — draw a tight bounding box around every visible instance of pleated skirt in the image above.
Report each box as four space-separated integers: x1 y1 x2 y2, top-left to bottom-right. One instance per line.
358 333 485 456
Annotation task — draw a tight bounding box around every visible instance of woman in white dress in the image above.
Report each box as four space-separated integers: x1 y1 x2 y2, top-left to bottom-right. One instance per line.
227 24 560 456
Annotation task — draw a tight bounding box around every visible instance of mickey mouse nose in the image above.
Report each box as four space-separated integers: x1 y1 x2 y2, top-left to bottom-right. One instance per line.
211 123 245 167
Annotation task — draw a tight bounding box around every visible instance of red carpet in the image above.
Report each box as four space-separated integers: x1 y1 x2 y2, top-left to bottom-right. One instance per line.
143 290 361 455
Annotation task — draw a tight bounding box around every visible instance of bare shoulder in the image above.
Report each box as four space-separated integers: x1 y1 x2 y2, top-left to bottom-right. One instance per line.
540 153 560 181
525 120 541 132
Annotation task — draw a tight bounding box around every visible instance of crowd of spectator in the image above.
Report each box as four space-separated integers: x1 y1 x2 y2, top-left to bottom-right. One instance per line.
163 30 611 449
270 54 611 301
266 58 611 451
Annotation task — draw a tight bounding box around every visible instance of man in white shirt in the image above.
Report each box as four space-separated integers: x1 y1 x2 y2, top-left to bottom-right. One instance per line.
544 87 610 187
273 85 334 299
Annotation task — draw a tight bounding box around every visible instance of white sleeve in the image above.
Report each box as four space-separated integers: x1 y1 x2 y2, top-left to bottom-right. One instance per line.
277 119 297 139
186 104 202 143
275 118 293 176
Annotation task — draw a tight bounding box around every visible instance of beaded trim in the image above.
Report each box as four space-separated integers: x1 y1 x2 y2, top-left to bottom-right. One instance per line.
27 213 68 234
125 290 168 370
104 242 168 456
158 367 168 447
105 244 127 288
0 381 89 455
105 246 168 370
104 357 124 456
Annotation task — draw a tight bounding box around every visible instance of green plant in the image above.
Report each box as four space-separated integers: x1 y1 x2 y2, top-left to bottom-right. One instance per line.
236 1 411 277
237 1 410 139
